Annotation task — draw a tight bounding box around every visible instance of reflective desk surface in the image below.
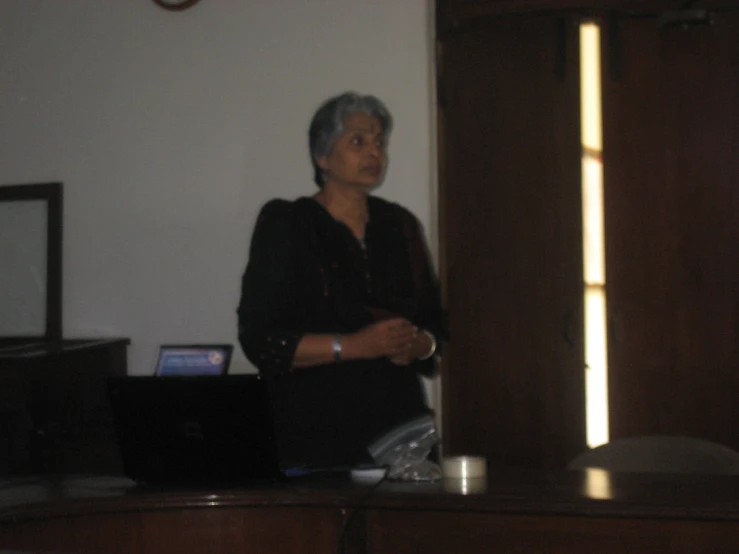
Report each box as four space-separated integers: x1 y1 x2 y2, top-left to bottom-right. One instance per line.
3 469 739 554
2 467 739 521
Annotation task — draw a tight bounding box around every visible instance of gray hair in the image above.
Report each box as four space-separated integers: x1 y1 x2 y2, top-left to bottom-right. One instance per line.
308 92 393 187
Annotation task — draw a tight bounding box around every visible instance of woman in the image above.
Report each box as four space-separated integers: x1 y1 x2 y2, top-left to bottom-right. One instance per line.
238 92 445 470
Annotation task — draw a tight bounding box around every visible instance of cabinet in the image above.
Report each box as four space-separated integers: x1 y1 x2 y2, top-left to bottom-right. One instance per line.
0 339 129 475
601 9 739 445
437 5 739 466
438 13 585 468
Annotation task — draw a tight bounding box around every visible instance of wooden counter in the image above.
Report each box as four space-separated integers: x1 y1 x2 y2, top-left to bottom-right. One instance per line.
1 469 739 553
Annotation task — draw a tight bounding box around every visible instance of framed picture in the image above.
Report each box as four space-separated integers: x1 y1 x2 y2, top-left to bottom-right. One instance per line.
0 182 63 347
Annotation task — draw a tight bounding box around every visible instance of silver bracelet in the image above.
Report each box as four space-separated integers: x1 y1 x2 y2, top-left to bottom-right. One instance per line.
332 334 342 362
418 330 437 360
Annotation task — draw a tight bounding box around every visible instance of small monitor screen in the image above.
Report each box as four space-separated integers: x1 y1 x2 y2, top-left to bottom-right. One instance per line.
154 345 232 376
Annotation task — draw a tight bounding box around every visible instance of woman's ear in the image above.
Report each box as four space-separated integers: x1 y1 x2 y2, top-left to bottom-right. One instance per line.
317 155 329 171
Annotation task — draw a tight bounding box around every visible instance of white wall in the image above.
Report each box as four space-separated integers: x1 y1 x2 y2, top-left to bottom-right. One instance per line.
0 1 437 381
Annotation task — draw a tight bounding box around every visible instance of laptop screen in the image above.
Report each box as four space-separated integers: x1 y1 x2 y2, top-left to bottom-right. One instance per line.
154 345 233 376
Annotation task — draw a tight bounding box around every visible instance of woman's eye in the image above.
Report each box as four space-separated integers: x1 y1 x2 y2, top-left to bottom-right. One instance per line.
350 136 363 146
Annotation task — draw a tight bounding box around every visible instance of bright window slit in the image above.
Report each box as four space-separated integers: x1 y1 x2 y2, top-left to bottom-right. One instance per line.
580 22 609 449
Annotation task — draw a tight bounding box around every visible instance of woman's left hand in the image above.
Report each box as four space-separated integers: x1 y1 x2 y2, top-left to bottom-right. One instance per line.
388 330 432 366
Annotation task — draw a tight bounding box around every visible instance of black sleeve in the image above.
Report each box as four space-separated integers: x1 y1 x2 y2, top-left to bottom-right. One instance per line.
402 210 448 377
237 200 302 375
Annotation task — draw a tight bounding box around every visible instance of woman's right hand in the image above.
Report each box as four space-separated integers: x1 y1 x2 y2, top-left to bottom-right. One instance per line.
344 318 418 360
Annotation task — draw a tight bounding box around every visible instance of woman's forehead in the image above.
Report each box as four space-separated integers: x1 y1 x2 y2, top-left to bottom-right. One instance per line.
342 112 384 134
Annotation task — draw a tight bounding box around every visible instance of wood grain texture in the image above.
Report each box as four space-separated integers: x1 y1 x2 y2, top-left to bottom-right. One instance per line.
438 14 585 468
5 472 739 554
602 11 739 446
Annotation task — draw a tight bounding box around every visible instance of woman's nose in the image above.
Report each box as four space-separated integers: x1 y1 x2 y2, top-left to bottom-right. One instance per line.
366 142 382 158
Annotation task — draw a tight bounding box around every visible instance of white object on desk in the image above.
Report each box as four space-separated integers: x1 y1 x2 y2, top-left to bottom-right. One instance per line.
442 456 487 479
350 467 388 484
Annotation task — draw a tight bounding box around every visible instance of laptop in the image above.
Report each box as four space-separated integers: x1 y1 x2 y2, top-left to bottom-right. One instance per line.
107 375 283 487
153 344 233 376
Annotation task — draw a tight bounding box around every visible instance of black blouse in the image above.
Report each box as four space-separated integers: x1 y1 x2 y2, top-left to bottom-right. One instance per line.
237 195 446 468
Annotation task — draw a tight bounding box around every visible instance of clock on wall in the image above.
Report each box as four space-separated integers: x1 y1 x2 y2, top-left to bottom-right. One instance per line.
152 0 203 11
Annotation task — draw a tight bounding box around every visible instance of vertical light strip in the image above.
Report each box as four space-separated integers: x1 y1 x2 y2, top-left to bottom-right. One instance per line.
580 23 609 448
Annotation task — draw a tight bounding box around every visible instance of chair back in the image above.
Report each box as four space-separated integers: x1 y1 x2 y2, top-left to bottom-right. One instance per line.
568 435 739 474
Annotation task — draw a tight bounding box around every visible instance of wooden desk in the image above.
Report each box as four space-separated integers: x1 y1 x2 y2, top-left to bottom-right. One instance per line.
1 469 739 553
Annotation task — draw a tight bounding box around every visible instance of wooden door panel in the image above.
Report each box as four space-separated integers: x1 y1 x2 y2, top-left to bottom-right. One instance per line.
602 12 739 445
440 15 584 468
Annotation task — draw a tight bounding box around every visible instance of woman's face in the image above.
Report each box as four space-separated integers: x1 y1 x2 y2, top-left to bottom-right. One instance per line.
318 112 387 191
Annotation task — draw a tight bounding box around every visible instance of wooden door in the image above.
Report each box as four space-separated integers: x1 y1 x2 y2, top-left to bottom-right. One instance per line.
439 15 585 468
602 11 739 446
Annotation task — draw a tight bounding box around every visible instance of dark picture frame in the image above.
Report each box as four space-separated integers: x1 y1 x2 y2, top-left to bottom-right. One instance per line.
0 182 63 348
